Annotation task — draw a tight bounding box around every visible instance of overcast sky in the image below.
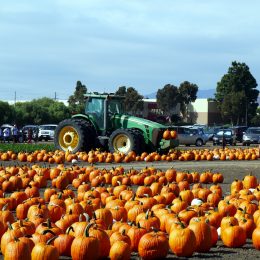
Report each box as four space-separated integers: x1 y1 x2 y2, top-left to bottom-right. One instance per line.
1 0 259 101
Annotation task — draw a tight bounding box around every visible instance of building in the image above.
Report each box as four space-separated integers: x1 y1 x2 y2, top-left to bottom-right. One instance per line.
142 98 222 126
187 99 222 126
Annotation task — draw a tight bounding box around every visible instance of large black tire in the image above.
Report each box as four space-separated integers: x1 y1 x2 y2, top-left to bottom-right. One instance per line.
54 119 95 153
72 118 97 148
108 129 141 154
128 128 145 154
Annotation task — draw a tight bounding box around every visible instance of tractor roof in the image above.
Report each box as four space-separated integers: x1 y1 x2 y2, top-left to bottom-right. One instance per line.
84 92 125 99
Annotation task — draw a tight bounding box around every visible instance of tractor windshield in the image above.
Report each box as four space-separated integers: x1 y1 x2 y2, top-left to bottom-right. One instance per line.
85 97 104 129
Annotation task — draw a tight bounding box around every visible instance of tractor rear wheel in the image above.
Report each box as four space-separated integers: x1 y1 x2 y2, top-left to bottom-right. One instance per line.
54 119 95 153
108 129 141 154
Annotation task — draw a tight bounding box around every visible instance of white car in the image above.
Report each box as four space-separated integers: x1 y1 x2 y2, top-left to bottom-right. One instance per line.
38 124 57 141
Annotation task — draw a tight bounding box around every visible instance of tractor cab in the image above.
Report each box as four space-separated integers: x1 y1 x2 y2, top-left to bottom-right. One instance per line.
85 93 124 131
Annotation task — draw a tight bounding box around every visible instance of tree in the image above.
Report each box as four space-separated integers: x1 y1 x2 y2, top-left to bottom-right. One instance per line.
178 81 198 121
115 86 143 115
0 101 14 125
115 86 127 96
251 107 260 126
215 61 258 125
68 81 87 114
156 84 179 118
13 98 70 126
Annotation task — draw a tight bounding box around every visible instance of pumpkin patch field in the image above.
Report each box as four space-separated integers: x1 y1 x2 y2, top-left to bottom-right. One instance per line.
0 148 259 259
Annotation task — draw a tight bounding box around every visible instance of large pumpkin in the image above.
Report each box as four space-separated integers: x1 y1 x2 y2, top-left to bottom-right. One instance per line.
138 231 169 260
252 227 260 250
71 223 100 260
169 223 196 257
188 218 212 252
221 225 246 248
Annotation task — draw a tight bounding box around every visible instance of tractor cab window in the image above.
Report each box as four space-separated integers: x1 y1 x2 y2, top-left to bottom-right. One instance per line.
108 99 124 114
85 97 104 128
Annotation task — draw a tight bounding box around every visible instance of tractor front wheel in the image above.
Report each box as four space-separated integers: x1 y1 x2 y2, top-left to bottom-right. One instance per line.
54 119 95 153
108 129 140 155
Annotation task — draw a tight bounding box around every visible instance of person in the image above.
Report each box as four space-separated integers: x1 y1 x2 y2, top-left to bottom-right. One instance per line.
11 124 18 143
222 131 226 149
33 127 39 143
3 127 10 143
27 128 32 143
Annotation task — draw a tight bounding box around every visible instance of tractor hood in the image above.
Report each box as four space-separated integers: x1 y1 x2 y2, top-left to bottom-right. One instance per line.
112 114 166 129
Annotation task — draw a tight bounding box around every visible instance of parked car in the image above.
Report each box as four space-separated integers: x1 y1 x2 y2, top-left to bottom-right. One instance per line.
38 124 57 141
213 129 237 145
21 125 39 142
172 126 208 146
1 124 24 143
231 126 248 143
242 127 260 146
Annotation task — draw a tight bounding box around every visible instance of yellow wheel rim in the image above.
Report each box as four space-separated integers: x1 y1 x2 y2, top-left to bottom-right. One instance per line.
58 126 79 151
112 134 131 154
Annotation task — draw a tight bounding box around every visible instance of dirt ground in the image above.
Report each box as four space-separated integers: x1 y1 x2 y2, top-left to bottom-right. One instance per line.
1 159 260 259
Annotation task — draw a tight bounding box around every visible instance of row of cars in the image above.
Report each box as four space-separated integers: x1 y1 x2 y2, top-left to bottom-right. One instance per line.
172 125 260 147
0 124 57 142
207 126 260 146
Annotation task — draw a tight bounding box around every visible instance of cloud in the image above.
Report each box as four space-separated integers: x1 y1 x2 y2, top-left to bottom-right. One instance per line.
0 0 259 100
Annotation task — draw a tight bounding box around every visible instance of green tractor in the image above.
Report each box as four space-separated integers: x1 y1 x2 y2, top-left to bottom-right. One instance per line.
54 92 179 154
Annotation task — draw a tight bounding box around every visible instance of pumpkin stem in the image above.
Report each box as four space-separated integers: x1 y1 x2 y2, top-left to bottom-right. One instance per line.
84 223 94 237
83 213 90 222
47 218 52 228
7 222 13 230
177 221 186 229
145 209 150 219
2 203 9 211
42 229 56 236
46 235 58 245
66 226 75 234
151 226 159 233
14 236 20 243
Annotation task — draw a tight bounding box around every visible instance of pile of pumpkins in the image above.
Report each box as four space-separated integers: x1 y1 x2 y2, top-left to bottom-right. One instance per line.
0 163 259 259
0 147 259 164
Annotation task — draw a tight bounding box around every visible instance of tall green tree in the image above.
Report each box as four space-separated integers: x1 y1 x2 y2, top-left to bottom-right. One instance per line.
156 84 179 117
215 61 258 125
115 86 143 115
178 81 198 120
115 86 127 96
251 107 260 126
0 101 14 125
68 81 87 114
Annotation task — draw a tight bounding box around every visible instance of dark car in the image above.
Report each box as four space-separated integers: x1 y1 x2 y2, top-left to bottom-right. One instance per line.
232 126 248 143
21 125 39 142
203 127 223 141
213 129 237 146
242 127 260 146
